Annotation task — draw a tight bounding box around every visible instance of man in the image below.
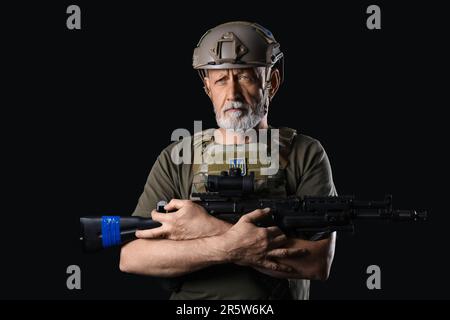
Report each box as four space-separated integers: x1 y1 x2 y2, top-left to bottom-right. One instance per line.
119 21 337 300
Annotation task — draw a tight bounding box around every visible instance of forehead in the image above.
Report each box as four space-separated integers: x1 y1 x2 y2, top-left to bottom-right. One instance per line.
207 68 258 78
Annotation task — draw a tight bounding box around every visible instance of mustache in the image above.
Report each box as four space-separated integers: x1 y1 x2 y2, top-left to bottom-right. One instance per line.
222 101 250 113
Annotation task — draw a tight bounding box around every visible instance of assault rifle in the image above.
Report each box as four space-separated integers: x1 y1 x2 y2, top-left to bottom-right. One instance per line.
80 167 427 252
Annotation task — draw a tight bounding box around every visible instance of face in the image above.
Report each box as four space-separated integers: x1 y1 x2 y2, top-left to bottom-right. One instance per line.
204 68 268 131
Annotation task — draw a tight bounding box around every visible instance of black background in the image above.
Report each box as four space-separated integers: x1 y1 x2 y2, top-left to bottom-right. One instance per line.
2 1 449 300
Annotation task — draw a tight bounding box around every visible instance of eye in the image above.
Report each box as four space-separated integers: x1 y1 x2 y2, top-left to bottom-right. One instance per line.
215 77 227 85
238 74 253 82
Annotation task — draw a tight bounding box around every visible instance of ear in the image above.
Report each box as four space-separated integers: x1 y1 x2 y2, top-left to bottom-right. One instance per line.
203 77 212 98
268 68 281 101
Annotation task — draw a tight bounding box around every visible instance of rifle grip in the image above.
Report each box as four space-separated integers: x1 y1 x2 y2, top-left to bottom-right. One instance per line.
157 200 168 213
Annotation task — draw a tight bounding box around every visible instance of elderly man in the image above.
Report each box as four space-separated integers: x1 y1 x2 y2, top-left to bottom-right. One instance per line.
119 21 337 300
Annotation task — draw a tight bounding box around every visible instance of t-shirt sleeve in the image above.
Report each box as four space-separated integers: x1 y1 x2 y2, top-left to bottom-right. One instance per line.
295 139 337 199
289 136 337 240
132 146 181 218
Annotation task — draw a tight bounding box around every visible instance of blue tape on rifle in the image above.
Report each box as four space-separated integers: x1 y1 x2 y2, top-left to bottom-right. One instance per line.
101 216 121 248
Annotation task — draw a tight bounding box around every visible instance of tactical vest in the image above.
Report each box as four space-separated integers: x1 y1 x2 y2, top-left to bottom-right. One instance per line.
168 127 299 299
191 127 295 198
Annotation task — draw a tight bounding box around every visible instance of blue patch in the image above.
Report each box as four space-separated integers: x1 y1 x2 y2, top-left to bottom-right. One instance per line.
229 158 246 176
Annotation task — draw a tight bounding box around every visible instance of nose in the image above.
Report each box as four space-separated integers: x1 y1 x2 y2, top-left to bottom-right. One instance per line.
226 77 243 102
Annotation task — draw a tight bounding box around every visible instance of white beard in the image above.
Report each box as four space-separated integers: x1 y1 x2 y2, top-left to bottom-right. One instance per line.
215 100 266 131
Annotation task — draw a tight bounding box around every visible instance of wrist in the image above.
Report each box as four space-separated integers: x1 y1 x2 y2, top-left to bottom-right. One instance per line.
204 233 233 263
210 218 232 236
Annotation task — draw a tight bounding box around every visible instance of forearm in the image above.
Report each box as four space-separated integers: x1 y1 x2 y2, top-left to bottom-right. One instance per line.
208 220 335 279
119 236 228 277
255 232 336 280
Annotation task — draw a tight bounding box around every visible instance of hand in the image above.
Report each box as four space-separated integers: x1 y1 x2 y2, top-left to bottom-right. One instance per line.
135 199 231 240
220 208 308 272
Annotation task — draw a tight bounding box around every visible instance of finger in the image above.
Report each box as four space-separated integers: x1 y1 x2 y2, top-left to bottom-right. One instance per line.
268 234 288 249
150 210 170 223
266 226 283 238
135 227 168 239
266 248 309 259
240 208 271 223
259 260 293 273
164 199 192 211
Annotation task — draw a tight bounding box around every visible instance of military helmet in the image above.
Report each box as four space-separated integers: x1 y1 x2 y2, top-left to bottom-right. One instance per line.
193 21 284 83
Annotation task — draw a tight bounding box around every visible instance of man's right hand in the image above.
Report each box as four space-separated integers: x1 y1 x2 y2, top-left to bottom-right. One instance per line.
220 208 308 272
135 199 231 241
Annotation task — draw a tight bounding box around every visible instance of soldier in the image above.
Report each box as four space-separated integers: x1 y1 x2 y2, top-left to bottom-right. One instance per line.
119 21 337 300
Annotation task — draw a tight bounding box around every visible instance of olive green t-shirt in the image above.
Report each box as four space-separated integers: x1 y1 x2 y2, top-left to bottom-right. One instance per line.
132 130 337 300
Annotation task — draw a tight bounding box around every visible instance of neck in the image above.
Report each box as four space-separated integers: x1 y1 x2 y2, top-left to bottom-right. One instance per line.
214 117 269 145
